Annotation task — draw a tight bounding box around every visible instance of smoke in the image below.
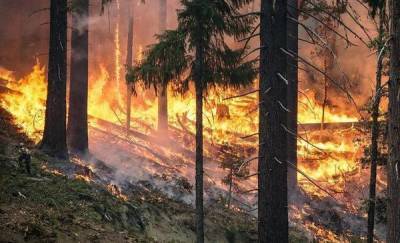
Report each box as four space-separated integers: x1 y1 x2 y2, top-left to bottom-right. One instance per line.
297 2 382 116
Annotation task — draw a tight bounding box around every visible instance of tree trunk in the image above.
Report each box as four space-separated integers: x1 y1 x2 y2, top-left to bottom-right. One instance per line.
367 9 384 243
287 0 298 195
40 0 68 159
126 2 134 134
68 0 89 154
258 0 288 242
321 59 328 131
387 0 400 242
195 41 204 243
157 0 168 132
227 167 233 209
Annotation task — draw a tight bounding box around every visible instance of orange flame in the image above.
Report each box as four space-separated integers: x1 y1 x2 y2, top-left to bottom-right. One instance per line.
0 61 363 199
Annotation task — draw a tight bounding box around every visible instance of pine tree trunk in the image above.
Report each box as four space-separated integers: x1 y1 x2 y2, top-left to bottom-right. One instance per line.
387 0 400 242
157 0 168 132
321 62 328 131
40 0 68 159
68 0 89 154
258 0 288 242
227 167 233 209
287 0 298 195
126 2 134 134
195 41 204 243
367 9 384 243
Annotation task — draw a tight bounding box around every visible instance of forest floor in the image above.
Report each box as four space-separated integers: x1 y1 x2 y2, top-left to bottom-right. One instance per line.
0 108 310 243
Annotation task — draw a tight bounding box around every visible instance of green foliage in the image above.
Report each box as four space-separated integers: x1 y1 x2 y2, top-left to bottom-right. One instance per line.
131 30 190 94
302 0 347 16
364 0 385 17
133 0 258 94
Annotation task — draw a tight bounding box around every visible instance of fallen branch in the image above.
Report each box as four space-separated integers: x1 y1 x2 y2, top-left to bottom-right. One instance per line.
240 132 258 139
223 89 259 100
237 156 259 174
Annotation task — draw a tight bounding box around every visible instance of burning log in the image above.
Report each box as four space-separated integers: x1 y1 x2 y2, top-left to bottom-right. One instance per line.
0 84 22 95
299 121 371 132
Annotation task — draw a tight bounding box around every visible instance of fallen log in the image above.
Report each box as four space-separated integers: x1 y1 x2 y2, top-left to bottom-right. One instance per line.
299 121 371 132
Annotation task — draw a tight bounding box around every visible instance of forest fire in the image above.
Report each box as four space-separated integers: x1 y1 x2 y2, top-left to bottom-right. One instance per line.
0 61 47 142
3 0 399 241
0 60 364 199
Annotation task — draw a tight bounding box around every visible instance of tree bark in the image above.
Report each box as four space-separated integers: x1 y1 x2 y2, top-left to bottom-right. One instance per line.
195 41 204 243
68 0 89 154
40 0 68 159
258 0 288 242
287 0 298 195
126 2 134 134
227 167 233 209
387 0 400 242
157 0 168 132
367 9 384 243
321 58 328 130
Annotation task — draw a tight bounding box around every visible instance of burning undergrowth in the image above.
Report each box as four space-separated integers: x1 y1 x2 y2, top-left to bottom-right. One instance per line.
0 60 386 241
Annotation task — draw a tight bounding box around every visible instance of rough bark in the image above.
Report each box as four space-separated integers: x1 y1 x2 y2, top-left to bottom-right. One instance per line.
40 0 68 159
195 41 204 243
387 0 400 242
126 2 134 134
287 0 298 194
157 0 168 132
67 0 89 154
258 0 288 242
367 9 384 243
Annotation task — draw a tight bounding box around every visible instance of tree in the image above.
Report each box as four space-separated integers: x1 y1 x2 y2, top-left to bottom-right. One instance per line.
258 0 288 242
287 0 299 194
365 3 387 242
387 0 400 241
157 0 168 132
132 1 256 241
126 0 134 134
218 143 250 209
67 0 89 155
40 0 68 159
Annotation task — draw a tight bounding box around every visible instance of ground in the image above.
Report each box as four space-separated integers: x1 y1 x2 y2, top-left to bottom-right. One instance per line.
0 108 311 243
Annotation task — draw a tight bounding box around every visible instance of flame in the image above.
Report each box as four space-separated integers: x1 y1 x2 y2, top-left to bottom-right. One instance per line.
0 60 362 186
136 45 144 62
298 90 358 124
107 184 128 201
0 60 47 141
0 66 15 82
0 60 369 241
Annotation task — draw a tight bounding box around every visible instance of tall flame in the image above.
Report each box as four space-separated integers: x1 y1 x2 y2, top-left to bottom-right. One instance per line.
0 60 363 199
0 61 47 142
